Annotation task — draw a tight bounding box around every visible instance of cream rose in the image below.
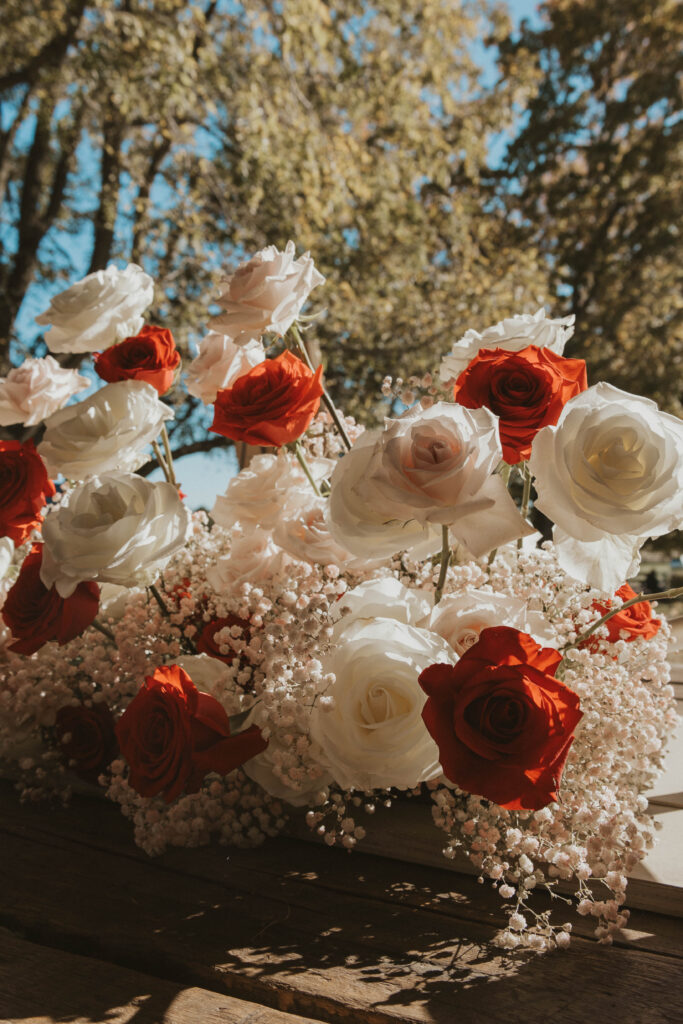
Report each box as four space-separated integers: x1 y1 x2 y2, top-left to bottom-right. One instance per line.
346 403 533 557
439 308 575 384
212 452 332 531
175 654 239 709
530 383 683 590
309 617 454 791
0 357 89 427
36 263 154 354
40 472 191 597
185 332 266 404
326 428 442 560
333 577 431 628
0 537 14 584
274 497 360 567
38 381 173 479
426 588 558 655
206 528 290 592
208 241 325 339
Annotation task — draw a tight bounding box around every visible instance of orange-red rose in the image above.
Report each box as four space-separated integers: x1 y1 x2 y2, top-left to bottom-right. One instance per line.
2 544 100 654
94 325 181 395
210 350 323 447
419 626 582 810
585 583 661 646
115 664 268 803
196 614 250 665
55 701 118 783
452 345 587 463
0 440 56 544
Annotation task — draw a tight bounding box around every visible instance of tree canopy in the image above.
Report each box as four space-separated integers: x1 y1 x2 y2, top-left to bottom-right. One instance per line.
497 0 683 415
1 0 680 459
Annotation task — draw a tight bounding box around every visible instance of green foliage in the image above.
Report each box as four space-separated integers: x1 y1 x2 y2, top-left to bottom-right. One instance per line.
497 0 683 415
0 0 547 446
1 0 680 456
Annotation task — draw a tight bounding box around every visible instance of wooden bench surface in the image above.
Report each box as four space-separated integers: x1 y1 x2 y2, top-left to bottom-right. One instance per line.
1 781 682 1024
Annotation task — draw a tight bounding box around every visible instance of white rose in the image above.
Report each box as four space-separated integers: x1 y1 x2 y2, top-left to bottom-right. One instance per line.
98 583 139 622
0 357 89 427
40 472 191 598
212 451 332 531
426 588 557 655
0 537 14 582
206 528 290 592
439 308 575 384
309 617 454 791
326 428 442 560
185 332 266 405
530 384 683 590
208 241 325 339
333 577 431 627
175 654 239 708
38 380 173 479
530 383 683 590
243 736 332 807
36 263 154 354
273 497 361 567
348 402 533 557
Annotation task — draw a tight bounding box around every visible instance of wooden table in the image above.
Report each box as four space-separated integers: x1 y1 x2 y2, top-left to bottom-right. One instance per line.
1 781 682 1024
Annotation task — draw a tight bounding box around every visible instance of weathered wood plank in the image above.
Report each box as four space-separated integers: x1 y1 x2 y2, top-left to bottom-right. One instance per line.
0 929 325 1024
1 782 681 955
1 785 683 1024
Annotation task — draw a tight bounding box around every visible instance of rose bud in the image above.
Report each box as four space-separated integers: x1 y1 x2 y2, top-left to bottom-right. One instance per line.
94 325 181 395
116 664 268 803
210 350 323 447
0 440 56 545
2 545 100 655
419 625 582 810
453 345 587 464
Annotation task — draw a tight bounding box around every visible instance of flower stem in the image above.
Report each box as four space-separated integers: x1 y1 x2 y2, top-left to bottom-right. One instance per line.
517 463 533 550
148 582 196 654
91 619 116 643
294 440 322 497
520 462 532 519
291 323 352 451
564 585 683 652
161 424 177 486
434 525 451 605
151 439 172 484
149 583 171 618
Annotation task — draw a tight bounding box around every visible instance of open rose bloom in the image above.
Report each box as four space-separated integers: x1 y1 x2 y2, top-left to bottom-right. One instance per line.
0 246 679 952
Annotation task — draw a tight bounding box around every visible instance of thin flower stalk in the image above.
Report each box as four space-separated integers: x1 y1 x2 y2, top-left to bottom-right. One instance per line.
291 323 352 450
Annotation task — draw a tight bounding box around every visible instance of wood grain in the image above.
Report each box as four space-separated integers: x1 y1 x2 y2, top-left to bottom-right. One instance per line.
0 929 325 1024
1 784 682 1024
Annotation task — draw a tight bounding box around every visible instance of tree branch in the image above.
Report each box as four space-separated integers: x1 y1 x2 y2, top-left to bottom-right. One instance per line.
0 0 88 93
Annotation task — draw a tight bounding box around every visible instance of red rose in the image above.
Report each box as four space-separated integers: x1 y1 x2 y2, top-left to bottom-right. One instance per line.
94 325 181 395
2 545 100 655
55 702 118 783
196 615 251 665
585 583 661 646
210 350 323 447
115 664 268 803
0 440 56 544
452 345 587 463
419 626 582 810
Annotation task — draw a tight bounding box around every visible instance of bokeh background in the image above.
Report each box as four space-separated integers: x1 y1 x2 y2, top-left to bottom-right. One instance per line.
1 0 681 534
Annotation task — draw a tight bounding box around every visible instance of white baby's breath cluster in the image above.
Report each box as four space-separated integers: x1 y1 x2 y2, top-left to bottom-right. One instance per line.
0 250 680 955
424 546 674 951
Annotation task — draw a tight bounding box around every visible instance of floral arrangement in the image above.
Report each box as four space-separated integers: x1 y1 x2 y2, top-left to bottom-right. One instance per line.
1 245 681 953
